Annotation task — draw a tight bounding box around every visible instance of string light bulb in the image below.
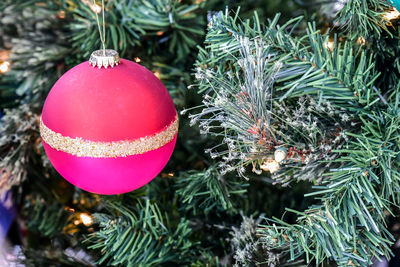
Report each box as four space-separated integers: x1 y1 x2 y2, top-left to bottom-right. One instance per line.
357 36 366 46
79 213 93 226
81 0 101 14
91 3 101 14
88 1 101 14
324 40 334 52
58 10 66 19
0 61 10 73
134 57 141 63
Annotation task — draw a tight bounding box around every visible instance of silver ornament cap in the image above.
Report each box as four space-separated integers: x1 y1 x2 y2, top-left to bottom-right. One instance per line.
89 49 120 69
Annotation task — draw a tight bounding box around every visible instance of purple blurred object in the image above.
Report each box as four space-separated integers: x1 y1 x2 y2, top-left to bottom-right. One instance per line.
0 190 15 242
372 256 389 267
0 112 16 243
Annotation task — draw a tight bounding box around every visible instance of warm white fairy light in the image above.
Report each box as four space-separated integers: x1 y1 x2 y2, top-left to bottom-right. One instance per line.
324 40 334 51
383 8 400 20
0 61 10 73
91 3 101 14
154 71 161 78
134 57 141 63
58 10 66 19
357 36 366 46
80 213 93 226
81 0 101 14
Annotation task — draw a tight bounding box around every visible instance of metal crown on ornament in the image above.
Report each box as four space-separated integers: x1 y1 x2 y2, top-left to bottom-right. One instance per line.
88 0 120 69
89 49 120 69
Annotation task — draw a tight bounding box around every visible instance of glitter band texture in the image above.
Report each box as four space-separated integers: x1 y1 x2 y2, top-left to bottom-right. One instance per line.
40 115 178 158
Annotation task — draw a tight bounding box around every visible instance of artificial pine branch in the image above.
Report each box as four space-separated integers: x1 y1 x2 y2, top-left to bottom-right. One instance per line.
189 10 372 184
259 106 400 266
195 10 380 106
335 0 391 37
69 0 205 61
23 196 70 238
85 198 197 266
175 165 248 215
190 8 400 266
69 0 144 58
0 105 40 190
0 0 71 105
127 0 205 62
230 215 305 266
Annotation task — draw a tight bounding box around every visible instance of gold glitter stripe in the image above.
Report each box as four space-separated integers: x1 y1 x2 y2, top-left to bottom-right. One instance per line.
40 115 178 158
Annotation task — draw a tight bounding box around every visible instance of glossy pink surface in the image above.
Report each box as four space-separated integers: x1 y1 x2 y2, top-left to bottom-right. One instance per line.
43 136 177 195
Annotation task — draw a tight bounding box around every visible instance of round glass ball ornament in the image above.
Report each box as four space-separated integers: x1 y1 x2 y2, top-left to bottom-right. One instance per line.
40 50 178 195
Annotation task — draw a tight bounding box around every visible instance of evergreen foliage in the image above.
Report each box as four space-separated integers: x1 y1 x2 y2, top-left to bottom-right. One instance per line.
175 165 248 215
85 198 196 266
1 0 400 266
191 5 400 267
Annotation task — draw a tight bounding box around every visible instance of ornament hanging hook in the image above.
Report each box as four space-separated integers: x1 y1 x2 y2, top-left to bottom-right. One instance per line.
93 0 106 56
89 0 120 68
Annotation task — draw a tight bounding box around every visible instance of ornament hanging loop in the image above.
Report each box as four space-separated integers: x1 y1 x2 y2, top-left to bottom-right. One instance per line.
89 0 120 69
93 0 106 56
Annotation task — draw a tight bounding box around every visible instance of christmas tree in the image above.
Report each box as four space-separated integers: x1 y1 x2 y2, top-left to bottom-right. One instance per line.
1 0 400 266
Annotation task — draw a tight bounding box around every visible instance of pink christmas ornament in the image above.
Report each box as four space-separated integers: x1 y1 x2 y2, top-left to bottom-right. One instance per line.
40 50 178 195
